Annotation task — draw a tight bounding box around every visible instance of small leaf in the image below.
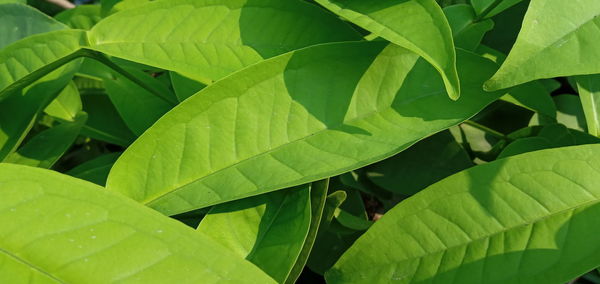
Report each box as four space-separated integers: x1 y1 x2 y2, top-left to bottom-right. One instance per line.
327 144 600 283
198 184 312 282
575 75 600 137
88 0 361 84
471 0 523 18
314 0 460 99
44 81 82 122
486 0 600 90
55 4 102 30
0 163 276 283
66 152 121 186
170 72 205 102
106 42 502 216
80 91 136 147
444 4 494 51
5 112 86 168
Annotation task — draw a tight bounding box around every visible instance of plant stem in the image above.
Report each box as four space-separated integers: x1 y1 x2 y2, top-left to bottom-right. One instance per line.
463 120 508 141
80 49 178 106
474 0 504 22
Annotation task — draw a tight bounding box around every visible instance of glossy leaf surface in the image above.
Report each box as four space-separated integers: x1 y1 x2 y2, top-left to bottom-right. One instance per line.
106 42 501 216
0 164 276 283
313 0 459 99
327 144 600 283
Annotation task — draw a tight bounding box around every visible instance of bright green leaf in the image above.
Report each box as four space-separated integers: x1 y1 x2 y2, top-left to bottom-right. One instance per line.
0 163 276 283
313 0 460 99
44 81 82 122
106 42 501 216
327 144 600 283
485 0 600 91
88 0 362 84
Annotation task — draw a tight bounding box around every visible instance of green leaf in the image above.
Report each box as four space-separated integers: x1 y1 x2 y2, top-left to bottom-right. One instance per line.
531 95 587 132
313 0 460 99
44 81 82 121
285 179 329 284
198 185 312 282
0 163 276 283
485 0 600 91
576 75 600 137
471 0 523 18
66 152 120 186
103 67 174 135
0 30 88 102
326 144 600 283
366 131 473 196
80 91 136 147
106 42 501 216
443 4 494 51
88 0 362 84
55 4 102 30
0 3 67 49
4 113 86 168
170 72 205 102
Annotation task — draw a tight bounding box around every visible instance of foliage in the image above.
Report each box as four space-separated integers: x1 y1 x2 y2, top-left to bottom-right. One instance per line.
1 0 600 283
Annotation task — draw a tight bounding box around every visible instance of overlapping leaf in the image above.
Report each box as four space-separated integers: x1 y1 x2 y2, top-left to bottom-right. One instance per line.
313 0 460 99
106 42 502 216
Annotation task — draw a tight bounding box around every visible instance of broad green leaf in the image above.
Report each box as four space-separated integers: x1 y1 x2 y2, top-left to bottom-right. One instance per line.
0 0 25 3
88 0 362 84
170 72 205 102
103 67 174 135
100 0 121 16
576 75 600 137
480 0 528 54
106 41 502 216
366 131 473 196
55 4 102 30
0 3 67 49
444 4 493 51
485 0 600 91
326 144 600 283
4 113 86 168
285 179 329 284
80 92 136 146
0 30 87 102
471 0 522 18
44 81 82 121
66 152 120 186
313 0 460 99
198 185 312 282
0 163 276 283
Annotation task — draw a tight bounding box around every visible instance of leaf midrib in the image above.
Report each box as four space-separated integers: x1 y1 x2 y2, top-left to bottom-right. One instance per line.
0 246 66 283
143 65 434 207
